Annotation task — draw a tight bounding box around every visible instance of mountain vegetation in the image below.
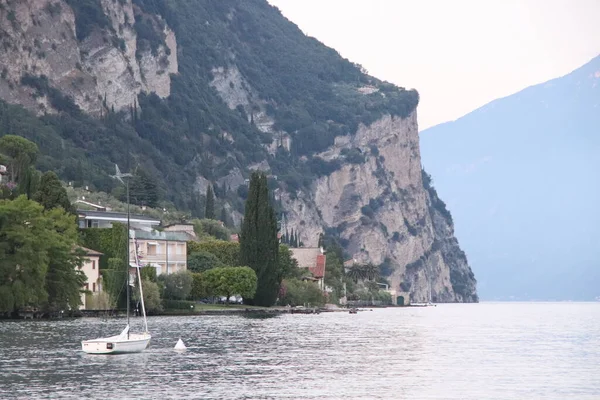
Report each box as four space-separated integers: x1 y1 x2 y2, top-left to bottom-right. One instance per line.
0 0 418 214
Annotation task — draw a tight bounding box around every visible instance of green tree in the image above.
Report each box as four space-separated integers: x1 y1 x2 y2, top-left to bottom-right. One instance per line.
279 278 325 307
205 185 215 219
187 250 224 273
192 218 230 241
279 244 301 279
364 262 379 281
158 270 193 300
129 167 159 208
240 172 280 306
43 208 86 312
18 166 41 200
0 196 50 312
188 240 240 266
134 279 163 313
0 196 83 313
0 135 38 183
33 171 73 212
346 263 365 284
203 266 257 303
140 265 158 282
190 272 208 300
324 249 344 302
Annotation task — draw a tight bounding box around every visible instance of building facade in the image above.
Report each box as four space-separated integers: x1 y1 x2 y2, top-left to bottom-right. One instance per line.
79 247 103 310
130 230 191 276
77 208 190 277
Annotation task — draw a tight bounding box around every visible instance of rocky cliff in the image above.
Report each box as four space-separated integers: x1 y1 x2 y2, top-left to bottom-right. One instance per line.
0 0 477 303
277 113 477 303
0 0 177 115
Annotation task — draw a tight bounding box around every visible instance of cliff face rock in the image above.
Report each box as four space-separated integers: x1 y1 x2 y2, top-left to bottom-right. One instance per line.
0 0 177 115
282 113 478 303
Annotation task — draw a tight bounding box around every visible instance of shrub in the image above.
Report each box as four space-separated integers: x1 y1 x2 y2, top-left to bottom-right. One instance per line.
158 270 193 300
279 278 325 307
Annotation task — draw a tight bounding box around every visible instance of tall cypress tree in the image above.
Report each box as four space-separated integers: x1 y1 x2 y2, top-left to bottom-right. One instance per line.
205 185 215 219
240 172 280 306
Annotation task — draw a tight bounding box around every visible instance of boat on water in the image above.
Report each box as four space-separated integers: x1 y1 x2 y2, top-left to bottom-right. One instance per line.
349 308 358 314
82 166 151 355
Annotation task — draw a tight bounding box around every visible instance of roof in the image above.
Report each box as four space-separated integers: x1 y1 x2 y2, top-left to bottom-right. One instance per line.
77 209 160 224
290 247 323 269
310 254 326 279
77 246 103 256
74 200 106 211
163 223 194 228
132 229 192 242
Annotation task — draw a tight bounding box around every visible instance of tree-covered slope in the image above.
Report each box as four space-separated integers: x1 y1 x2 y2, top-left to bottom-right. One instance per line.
420 55 600 301
0 0 418 212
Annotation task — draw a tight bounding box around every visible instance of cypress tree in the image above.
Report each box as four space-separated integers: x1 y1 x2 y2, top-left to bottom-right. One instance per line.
289 228 294 247
220 206 228 226
240 172 280 306
205 185 215 219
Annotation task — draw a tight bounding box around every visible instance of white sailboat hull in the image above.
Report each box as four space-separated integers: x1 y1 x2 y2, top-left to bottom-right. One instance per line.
82 326 151 354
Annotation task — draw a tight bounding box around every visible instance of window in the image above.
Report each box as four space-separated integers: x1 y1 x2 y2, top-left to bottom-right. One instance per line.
85 284 89 290
147 244 157 256
92 260 96 270
92 283 96 292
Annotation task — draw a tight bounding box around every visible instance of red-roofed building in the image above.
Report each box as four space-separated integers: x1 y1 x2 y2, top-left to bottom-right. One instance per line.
230 233 239 242
291 247 327 290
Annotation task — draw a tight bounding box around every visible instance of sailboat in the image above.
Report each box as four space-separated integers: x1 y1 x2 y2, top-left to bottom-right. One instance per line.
81 166 151 354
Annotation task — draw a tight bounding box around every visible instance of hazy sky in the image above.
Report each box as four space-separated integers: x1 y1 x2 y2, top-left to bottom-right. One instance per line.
267 0 600 129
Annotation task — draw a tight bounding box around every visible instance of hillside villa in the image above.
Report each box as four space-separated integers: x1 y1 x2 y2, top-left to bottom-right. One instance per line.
76 202 192 283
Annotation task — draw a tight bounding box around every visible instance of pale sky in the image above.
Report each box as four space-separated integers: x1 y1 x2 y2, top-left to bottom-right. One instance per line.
267 0 600 129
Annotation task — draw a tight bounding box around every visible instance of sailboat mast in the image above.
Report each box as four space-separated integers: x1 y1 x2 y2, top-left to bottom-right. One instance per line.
126 178 130 336
133 238 149 333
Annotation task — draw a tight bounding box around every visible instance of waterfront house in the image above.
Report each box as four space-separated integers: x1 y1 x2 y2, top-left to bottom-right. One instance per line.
290 247 327 290
77 208 189 276
130 229 190 276
78 247 103 310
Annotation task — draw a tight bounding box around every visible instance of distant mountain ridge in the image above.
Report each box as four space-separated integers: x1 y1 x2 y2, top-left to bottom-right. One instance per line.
420 55 600 301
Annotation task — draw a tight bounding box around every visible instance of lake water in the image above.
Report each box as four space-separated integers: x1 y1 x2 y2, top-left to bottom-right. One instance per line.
1 303 599 399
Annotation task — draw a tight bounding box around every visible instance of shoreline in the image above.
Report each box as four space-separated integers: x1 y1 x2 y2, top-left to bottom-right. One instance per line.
1 304 416 320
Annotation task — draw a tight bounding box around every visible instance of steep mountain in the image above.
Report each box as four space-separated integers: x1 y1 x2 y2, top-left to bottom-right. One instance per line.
420 55 600 301
0 0 477 303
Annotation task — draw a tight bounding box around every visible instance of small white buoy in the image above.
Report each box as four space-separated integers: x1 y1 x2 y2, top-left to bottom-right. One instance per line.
174 338 187 351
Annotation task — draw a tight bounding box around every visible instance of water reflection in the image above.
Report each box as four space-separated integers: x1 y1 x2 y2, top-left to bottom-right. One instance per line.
1 304 599 399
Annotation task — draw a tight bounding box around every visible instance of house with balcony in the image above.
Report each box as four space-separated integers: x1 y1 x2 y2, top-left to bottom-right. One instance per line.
77 207 190 276
130 229 191 276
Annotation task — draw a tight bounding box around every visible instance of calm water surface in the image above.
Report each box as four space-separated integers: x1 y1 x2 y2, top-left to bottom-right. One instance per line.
1 303 599 399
